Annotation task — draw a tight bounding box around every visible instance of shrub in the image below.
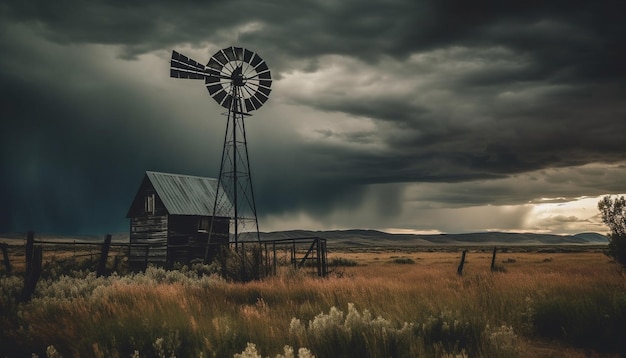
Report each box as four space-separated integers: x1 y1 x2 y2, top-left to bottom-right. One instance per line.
287 303 515 357
328 257 358 267
234 343 315 358
484 325 520 357
391 258 415 264
213 245 268 282
598 195 626 269
533 293 626 355
289 303 414 357
415 309 485 356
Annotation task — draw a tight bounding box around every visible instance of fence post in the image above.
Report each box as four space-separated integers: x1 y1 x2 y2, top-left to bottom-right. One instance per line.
97 234 112 277
321 239 328 277
19 246 42 302
264 241 269 275
272 241 277 275
241 241 247 281
490 247 497 271
1 243 11 273
457 250 467 276
316 238 322 277
25 231 34 272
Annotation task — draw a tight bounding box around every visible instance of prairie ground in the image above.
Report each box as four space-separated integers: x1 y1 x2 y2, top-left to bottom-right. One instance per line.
1 244 624 357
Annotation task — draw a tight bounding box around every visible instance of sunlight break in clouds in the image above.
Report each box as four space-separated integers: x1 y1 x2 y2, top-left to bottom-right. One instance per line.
526 196 615 235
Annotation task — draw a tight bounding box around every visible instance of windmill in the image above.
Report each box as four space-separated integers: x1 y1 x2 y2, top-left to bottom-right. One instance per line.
169 46 272 254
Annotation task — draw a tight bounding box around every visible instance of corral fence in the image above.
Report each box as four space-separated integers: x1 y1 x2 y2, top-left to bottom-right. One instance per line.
127 237 328 278
1 231 328 301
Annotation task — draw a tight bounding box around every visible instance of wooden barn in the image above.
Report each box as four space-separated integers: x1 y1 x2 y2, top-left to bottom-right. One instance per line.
126 171 230 270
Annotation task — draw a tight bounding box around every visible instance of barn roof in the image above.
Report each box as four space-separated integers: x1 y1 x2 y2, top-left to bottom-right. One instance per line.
145 171 228 216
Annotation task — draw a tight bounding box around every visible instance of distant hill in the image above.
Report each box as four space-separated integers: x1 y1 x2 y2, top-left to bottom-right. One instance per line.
259 229 610 247
1 230 609 247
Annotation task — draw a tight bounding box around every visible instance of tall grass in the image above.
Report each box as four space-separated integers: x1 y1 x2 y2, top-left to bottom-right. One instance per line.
0 251 624 357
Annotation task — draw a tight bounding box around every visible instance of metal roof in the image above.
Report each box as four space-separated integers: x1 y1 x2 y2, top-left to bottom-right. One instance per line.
146 171 228 216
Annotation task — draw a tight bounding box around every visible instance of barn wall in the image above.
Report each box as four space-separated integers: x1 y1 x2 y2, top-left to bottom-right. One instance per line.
197 216 230 262
167 216 198 265
129 215 168 270
168 215 231 264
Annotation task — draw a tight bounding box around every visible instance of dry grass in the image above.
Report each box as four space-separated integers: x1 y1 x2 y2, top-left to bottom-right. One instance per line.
1 247 624 357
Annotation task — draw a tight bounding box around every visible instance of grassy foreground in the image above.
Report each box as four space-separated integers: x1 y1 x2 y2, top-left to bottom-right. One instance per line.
1 249 625 357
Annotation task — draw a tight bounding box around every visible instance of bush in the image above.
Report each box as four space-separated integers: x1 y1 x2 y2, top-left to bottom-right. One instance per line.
287 304 518 357
533 293 626 355
607 233 626 268
598 195 626 269
212 245 268 282
289 303 415 357
328 257 358 267
391 258 415 265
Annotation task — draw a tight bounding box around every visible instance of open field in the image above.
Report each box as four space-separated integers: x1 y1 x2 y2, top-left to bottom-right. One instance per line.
1 244 625 357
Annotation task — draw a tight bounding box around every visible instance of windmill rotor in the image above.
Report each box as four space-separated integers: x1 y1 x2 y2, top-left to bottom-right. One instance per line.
171 46 272 113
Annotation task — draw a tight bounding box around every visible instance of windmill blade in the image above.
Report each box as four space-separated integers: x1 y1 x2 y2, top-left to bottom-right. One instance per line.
247 70 272 82
254 92 269 104
254 61 269 73
207 58 224 71
224 46 237 62
250 54 262 68
206 83 224 95
243 48 254 63
213 50 229 69
222 94 233 109
244 98 257 112
257 70 271 80
233 47 244 61
212 89 227 104
250 95 263 108
257 86 271 97
259 80 272 88
241 82 255 97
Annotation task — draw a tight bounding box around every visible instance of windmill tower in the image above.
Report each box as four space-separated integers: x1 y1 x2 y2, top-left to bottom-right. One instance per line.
169 46 272 253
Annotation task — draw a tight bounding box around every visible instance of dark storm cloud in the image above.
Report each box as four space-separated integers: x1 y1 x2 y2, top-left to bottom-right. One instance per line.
1 0 626 234
4 0 624 75
285 52 626 185
0 26 223 233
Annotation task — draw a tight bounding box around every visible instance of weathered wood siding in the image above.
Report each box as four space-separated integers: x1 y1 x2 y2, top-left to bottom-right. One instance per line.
129 215 168 270
196 216 230 262
167 216 197 264
168 215 230 264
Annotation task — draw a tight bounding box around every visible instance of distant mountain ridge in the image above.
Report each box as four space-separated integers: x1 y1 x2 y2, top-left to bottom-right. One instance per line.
1 230 609 246
260 229 609 246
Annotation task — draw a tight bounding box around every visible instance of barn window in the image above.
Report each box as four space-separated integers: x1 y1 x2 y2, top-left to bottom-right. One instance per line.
199 217 210 232
145 194 155 214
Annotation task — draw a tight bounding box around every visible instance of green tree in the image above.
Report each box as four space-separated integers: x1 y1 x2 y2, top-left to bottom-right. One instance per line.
598 195 626 269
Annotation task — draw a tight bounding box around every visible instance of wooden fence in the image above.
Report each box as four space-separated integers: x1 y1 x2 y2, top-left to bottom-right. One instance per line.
0 231 329 301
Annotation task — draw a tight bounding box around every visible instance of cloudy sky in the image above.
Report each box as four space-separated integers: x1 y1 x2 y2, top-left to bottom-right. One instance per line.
2 0 625 236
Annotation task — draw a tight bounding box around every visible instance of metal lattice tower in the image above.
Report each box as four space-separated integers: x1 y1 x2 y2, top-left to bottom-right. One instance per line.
169 46 272 252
